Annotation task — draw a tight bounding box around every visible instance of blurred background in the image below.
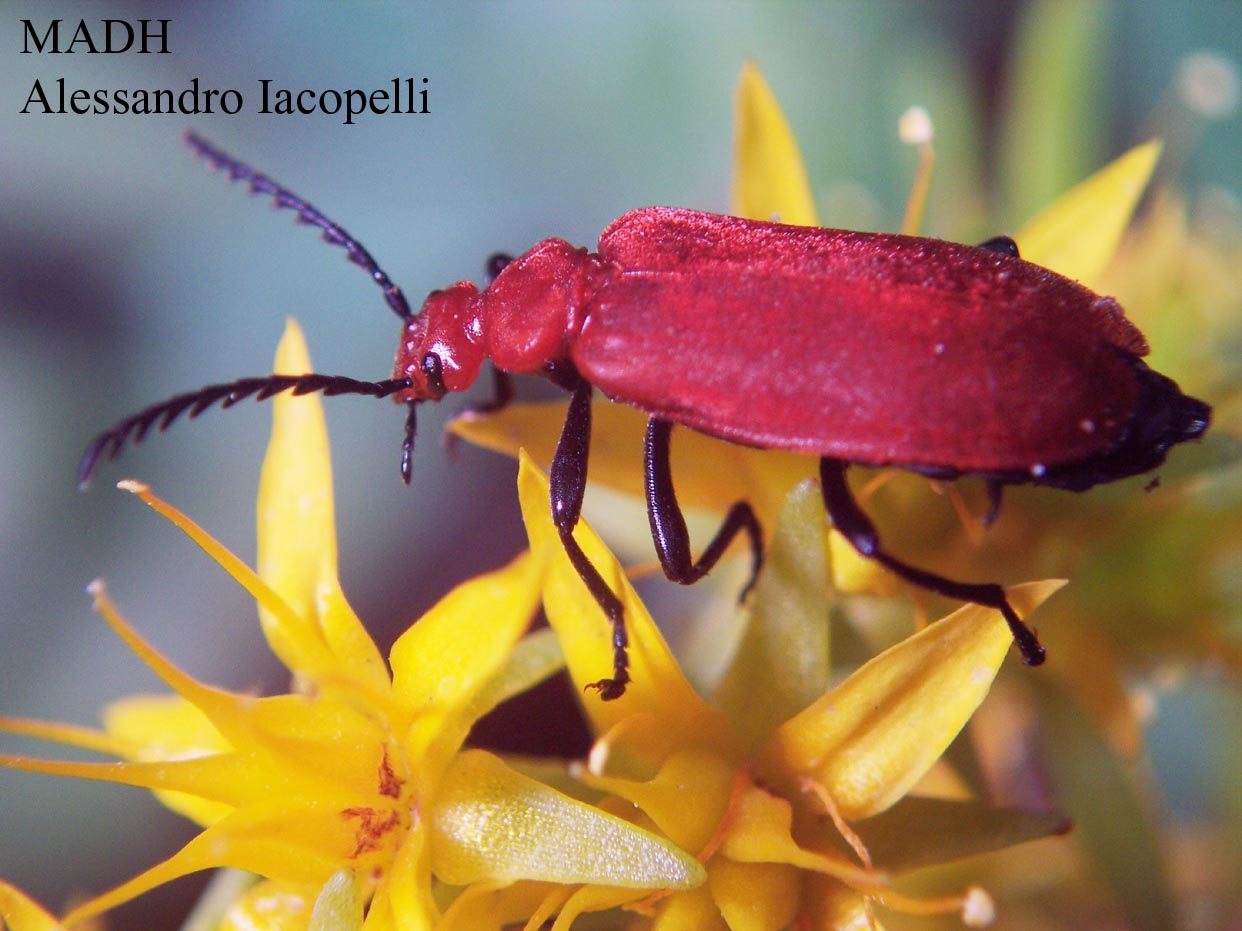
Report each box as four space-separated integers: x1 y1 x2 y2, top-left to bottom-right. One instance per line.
0 2 1239 929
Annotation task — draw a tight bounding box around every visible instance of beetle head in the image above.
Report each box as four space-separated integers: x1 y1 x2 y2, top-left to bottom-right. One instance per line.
394 282 486 403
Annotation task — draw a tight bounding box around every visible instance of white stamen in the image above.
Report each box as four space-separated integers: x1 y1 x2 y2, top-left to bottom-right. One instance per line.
898 105 934 145
1176 50 1239 119
962 886 996 927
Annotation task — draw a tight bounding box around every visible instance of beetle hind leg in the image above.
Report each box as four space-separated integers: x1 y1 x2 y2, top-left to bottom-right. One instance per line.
644 418 765 598
550 381 630 700
819 457 1046 666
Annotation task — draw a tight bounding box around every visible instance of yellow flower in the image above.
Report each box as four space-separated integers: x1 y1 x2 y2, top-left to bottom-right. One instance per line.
452 62 1207 928
0 881 64 931
0 321 703 931
509 455 1066 930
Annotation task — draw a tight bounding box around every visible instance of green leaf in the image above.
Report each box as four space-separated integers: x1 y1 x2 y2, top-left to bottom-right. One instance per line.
999 0 1109 227
1039 681 1177 931
712 480 831 751
851 795 1070 875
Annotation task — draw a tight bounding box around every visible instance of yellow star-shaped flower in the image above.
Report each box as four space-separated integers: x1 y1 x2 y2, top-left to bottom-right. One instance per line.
497 455 1066 930
0 321 703 931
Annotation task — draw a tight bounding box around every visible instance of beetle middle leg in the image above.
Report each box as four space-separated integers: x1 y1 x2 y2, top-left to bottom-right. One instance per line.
550 380 630 700
644 418 764 597
818 458 1046 666
463 368 515 417
443 369 516 461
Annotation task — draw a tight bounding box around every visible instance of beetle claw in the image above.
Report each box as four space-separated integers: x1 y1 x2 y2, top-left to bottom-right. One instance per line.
585 678 628 702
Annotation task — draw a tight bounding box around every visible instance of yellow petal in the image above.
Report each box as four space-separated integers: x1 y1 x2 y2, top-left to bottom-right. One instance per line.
64 799 364 925
236 693 396 798
573 747 738 853
437 882 557 931
366 823 436 931
650 887 727 931
718 784 874 887
516 452 732 753
430 750 706 890
259 319 388 691
707 856 801 931
1015 139 1163 290
103 694 235 826
761 581 1064 820
388 552 542 767
828 529 899 597
0 882 62 931
217 879 316 931
87 583 387 803
103 693 231 759
732 62 819 226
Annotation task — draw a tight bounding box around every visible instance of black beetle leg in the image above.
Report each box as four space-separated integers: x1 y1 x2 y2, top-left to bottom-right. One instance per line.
819 457 1045 665
442 369 515 459
982 479 1004 528
644 418 764 598
549 380 630 700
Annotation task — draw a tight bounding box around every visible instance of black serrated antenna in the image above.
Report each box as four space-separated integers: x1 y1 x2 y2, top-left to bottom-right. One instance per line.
78 373 412 488
78 136 430 488
183 131 413 321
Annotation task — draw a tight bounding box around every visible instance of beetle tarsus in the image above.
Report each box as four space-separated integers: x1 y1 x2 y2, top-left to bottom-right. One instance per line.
587 601 632 700
586 673 630 702
1009 615 1047 666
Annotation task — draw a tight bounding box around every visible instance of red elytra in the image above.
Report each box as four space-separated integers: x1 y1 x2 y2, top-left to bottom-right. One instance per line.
82 135 1212 700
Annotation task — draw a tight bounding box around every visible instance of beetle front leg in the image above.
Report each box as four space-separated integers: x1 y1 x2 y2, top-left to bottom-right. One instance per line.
550 380 630 700
442 369 517 459
818 457 1046 665
644 418 764 597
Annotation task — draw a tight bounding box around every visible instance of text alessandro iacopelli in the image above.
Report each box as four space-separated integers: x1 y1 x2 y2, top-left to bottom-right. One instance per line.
19 18 430 124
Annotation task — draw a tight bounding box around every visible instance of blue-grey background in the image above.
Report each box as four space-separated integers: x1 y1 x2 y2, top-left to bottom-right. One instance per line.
1 2 1238 928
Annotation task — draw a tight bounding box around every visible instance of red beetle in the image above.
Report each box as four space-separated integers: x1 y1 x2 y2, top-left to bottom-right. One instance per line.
82 134 1211 699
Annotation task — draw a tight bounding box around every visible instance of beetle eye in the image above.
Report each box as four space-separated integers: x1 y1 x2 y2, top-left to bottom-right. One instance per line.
421 352 446 397
484 252 513 286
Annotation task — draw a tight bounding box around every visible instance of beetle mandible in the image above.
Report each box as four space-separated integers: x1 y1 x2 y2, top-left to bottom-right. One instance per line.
81 133 1212 699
